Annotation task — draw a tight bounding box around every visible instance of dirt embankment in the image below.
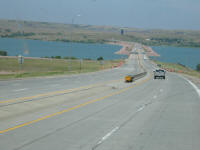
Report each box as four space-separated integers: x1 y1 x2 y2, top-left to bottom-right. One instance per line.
107 41 133 55
142 45 160 57
108 41 159 57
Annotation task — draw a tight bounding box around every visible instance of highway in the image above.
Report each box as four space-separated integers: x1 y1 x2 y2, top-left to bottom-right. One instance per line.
0 51 200 150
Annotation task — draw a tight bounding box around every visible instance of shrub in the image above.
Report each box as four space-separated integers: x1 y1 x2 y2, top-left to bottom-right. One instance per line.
196 64 200 72
97 56 104 61
0 51 7 56
54 56 61 59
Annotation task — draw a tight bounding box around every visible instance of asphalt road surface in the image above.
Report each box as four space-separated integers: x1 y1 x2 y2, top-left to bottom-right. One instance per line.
0 52 199 150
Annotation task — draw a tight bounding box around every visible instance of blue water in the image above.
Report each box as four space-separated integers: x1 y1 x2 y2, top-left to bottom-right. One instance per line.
151 46 200 69
0 38 126 60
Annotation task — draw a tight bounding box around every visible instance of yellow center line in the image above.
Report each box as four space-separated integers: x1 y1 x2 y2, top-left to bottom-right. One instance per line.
0 79 123 104
0 74 152 135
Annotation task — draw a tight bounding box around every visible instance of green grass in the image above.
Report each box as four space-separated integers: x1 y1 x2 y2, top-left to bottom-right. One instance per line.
153 60 200 78
0 57 123 80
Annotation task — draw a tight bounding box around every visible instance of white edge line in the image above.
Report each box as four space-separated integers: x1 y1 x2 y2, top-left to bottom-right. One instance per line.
50 84 59 87
153 95 157 99
179 75 200 98
185 79 200 98
13 88 28 92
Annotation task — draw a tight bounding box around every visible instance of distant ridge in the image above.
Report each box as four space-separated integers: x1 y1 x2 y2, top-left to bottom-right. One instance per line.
0 19 200 47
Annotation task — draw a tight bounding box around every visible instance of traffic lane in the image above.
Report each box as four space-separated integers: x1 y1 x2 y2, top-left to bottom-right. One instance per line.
94 73 200 150
0 60 125 87
0 73 153 131
0 58 139 100
125 54 140 73
0 53 139 95
140 55 156 72
143 59 156 71
0 78 134 130
0 75 123 102
0 74 168 150
0 68 126 100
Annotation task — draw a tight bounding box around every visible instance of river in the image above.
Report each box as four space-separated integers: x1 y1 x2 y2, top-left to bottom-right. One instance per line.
151 46 200 69
0 38 199 69
0 38 125 60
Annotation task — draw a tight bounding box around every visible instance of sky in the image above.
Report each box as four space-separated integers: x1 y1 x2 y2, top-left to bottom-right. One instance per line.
0 0 200 30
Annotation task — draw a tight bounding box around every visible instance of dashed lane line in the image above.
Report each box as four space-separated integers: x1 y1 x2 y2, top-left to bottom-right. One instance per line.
0 74 152 134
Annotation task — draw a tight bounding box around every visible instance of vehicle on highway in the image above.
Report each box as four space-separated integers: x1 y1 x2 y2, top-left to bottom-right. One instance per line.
157 64 162 67
125 72 147 82
153 69 166 79
125 75 134 82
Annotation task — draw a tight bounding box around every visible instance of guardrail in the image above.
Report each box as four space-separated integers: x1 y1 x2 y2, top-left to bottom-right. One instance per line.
125 72 147 83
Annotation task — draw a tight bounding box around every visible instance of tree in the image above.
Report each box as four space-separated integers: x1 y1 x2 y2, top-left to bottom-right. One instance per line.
97 56 104 61
51 56 61 59
0 51 7 56
196 64 200 72
55 56 61 59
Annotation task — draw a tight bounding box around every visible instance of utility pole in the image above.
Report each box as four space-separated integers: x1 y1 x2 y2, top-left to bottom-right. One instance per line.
68 14 81 72
80 59 82 73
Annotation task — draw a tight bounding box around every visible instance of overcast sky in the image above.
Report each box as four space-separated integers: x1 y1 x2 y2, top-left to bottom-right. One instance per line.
0 0 200 30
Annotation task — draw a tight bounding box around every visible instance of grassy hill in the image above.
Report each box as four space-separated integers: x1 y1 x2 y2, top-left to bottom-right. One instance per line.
0 19 200 47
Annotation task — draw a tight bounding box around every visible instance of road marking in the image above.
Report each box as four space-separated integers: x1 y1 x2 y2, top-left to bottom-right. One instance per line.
0 79 123 104
13 83 21 86
93 103 148 149
0 74 152 134
50 84 59 87
97 127 119 145
153 95 157 99
137 105 145 112
184 78 200 98
13 88 28 92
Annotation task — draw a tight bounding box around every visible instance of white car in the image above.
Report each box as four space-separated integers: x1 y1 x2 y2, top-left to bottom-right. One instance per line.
154 69 166 79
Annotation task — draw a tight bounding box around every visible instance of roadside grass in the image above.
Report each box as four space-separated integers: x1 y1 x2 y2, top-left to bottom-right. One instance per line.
0 57 123 80
153 60 200 78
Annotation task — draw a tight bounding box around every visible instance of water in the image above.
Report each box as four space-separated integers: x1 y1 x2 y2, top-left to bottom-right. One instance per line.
0 38 125 60
151 46 200 69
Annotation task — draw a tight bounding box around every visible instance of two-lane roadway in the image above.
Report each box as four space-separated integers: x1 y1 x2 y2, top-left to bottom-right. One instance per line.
0 52 199 150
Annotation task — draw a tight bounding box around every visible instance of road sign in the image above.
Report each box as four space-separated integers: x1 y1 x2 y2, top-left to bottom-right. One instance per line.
18 55 24 64
100 60 104 65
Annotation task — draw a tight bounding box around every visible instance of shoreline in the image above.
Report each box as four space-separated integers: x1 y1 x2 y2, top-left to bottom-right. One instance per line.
142 45 160 57
107 41 133 55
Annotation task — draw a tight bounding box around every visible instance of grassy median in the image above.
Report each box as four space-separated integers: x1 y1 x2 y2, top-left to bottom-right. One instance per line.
153 60 200 78
0 57 123 80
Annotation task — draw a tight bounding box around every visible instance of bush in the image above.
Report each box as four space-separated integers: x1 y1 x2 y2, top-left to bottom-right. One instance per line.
196 64 200 72
83 58 92 60
0 51 7 56
42 56 49 58
51 56 61 59
97 56 104 61
54 56 61 59
64 56 77 60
